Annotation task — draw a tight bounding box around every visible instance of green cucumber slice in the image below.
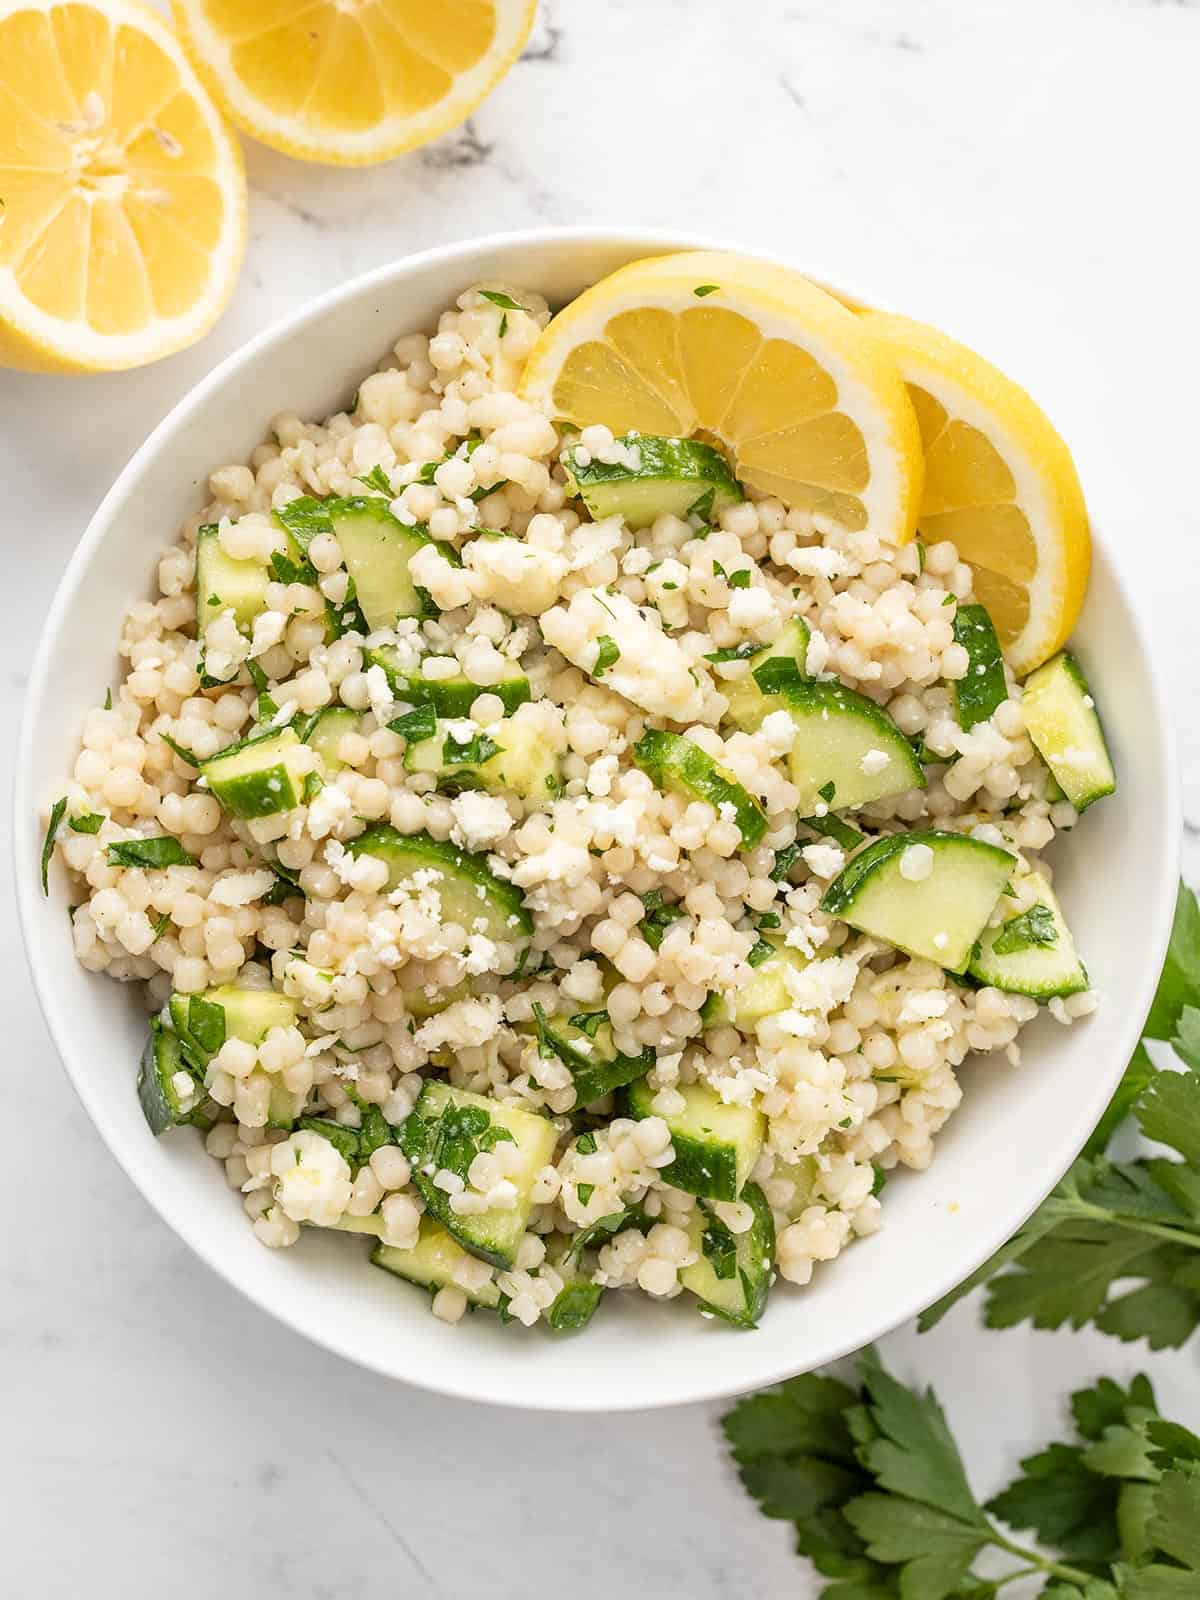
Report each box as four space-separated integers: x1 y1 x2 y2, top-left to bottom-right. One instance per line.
168 985 298 1065
967 871 1088 999
195 523 269 637
679 1182 775 1329
701 935 809 1031
202 728 310 819
1020 650 1115 812
348 825 532 957
762 1152 819 1221
365 645 531 717
398 1082 557 1268
528 1009 653 1108
404 716 560 801
953 604 1008 730
328 497 443 630
564 434 742 528
302 706 360 772
777 680 926 812
137 1018 212 1134
371 1220 501 1309
821 828 1015 972
632 728 766 848
719 618 811 731
625 1079 765 1202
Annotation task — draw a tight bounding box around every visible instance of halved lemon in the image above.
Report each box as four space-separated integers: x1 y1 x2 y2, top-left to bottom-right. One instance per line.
0 0 246 374
860 310 1090 674
171 0 536 167
519 250 924 542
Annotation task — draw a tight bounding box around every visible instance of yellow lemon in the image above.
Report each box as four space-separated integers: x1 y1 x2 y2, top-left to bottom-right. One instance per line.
0 0 246 374
860 310 1090 674
519 250 924 542
171 0 537 166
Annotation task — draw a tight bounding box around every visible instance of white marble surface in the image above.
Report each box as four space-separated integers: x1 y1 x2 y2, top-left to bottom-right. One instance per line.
4 1 1200 1594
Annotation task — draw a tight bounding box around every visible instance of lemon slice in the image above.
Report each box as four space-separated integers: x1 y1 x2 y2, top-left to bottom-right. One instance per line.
519 251 924 541
0 0 246 374
860 310 1090 674
171 0 536 167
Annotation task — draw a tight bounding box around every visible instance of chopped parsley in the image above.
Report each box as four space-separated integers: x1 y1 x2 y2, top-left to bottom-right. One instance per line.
747 938 775 968
818 780 836 804
593 634 620 677
443 730 501 767
801 813 864 851
704 642 758 664
991 902 1058 956
752 656 804 697
693 284 720 297
151 912 172 943
268 549 316 586
302 771 324 805
727 569 751 589
160 732 202 769
701 1209 738 1279
687 487 717 524
388 705 438 744
399 1100 514 1184
568 1011 608 1040
478 289 527 312
770 841 803 882
68 813 105 835
577 1183 596 1205
103 689 113 710
107 836 197 870
355 464 393 497
40 796 67 894
639 889 686 950
576 1131 599 1155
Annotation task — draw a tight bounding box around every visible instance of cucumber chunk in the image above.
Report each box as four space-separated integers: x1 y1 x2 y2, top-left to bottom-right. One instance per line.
625 1079 765 1202
168 984 298 1064
302 706 360 772
778 680 926 813
564 434 742 528
365 645 531 717
529 1008 653 1108
348 826 532 960
632 728 766 848
195 523 269 639
719 618 811 731
398 1082 557 1268
821 828 1015 972
680 1182 775 1329
953 604 1008 730
762 1153 819 1221
1020 650 1115 812
701 935 809 1031
330 497 454 630
371 1220 502 1310
968 871 1088 999
404 716 561 801
202 728 311 819
137 1017 212 1134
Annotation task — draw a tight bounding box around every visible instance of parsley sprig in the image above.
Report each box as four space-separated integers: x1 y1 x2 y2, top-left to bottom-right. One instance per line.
923 879 1200 1352
725 1350 1200 1599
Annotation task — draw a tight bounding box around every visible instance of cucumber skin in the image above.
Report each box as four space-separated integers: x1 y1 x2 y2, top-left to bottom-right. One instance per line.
348 825 532 941
633 728 767 849
137 1023 212 1135
624 1080 762 1203
953 604 1008 730
365 646 531 718
565 435 743 528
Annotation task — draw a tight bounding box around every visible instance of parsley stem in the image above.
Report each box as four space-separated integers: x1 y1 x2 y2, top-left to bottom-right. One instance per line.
1073 1207 1200 1252
989 1530 1093 1586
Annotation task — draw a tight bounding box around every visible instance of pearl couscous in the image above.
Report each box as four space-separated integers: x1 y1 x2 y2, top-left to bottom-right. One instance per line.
45 279 1109 1333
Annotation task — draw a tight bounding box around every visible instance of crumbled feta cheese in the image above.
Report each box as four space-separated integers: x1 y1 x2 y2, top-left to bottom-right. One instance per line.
415 994 504 1051
540 586 704 721
209 868 278 908
306 783 354 839
727 585 776 629
271 1130 353 1227
759 709 798 758
800 843 845 879
464 533 566 614
448 791 512 851
860 748 890 776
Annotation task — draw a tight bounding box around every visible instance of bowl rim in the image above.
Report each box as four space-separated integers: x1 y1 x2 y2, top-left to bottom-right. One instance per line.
16 226 1181 1410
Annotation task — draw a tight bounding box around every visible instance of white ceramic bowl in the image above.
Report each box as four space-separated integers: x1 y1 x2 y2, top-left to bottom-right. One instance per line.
17 228 1179 1411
